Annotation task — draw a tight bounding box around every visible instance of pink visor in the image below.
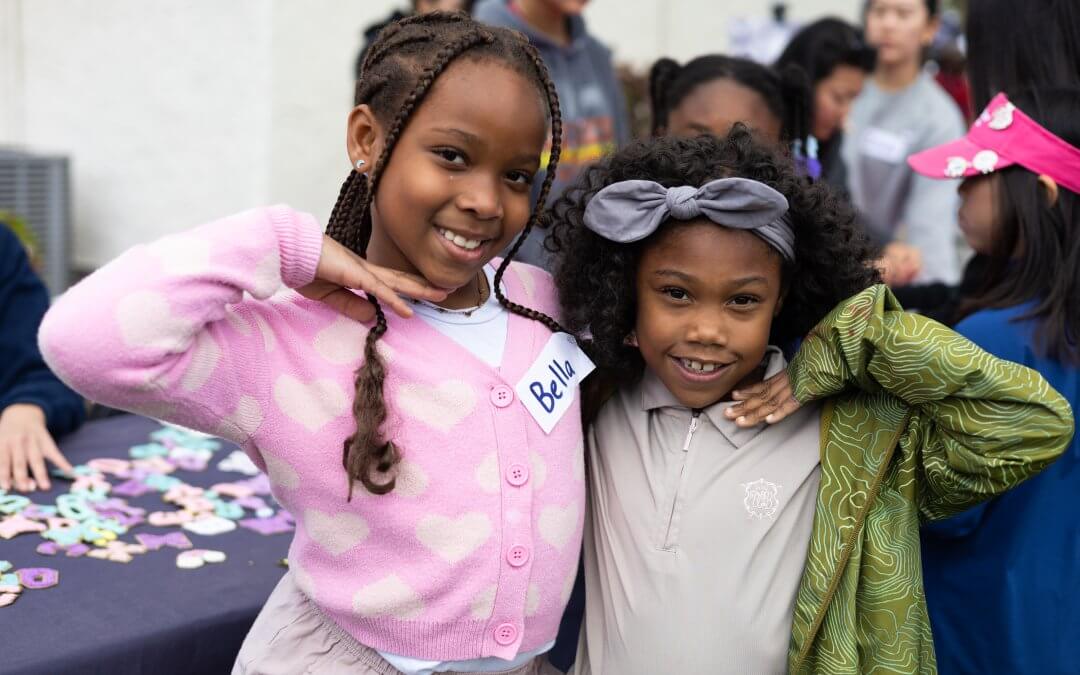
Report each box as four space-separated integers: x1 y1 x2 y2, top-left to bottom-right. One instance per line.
908 92 1080 195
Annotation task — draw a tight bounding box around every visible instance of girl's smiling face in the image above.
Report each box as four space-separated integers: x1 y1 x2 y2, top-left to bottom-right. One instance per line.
348 58 548 306
634 220 785 409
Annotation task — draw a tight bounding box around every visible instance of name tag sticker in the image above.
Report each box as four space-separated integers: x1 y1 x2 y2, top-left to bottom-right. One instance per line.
516 333 595 434
860 126 910 164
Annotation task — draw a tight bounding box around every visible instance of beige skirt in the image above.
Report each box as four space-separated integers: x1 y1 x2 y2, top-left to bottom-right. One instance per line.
233 572 559 675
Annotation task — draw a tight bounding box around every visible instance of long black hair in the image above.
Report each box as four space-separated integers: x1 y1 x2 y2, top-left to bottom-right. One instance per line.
956 88 1080 364
548 128 879 383
966 0 1080 110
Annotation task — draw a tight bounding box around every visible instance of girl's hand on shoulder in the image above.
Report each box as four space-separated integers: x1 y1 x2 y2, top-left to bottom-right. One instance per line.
726 370 802 427
298 235 447 321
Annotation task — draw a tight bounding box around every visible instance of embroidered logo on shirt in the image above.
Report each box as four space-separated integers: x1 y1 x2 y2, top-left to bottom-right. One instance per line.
742 479 782 519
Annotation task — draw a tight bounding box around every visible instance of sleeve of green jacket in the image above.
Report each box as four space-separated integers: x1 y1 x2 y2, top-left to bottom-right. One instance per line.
787 284 1074 520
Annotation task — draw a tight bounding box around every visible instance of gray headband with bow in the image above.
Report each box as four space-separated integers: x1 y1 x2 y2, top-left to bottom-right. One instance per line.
582 177 796 261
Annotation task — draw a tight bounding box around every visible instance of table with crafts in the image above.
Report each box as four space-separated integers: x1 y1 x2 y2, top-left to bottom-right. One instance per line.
0 415 293 675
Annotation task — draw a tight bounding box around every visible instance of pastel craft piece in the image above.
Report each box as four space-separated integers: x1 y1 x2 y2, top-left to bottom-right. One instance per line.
71 465 96 477
21 504 58 520
81 516 127 539
217 450 260 476
169 445 213 461
255 507 275 519
42 527 82 546
112 480 153 498
71 484 111 502
132 456 176 475
179 437 221 452
169 453 210 472
176 549 227 570
0 592 19 607
0 572 19 588
87 458 133 476
36 541 61 556
148 510 195 527
57 495 94 521
163 484 205 504
16 568 59 590
233 495 268 511
214 501 245 520
136 531 193 551
151 427 190 444
130 442 169 459
97 512 145 528
81 527 118 547
0 561 11 573
86 540 148 563
239 511 294 536
211 483 255 500
0 494 31 515
182 515 237 536
236 474 272 496
175 497 216 514
65 543 91 557
0 514 48 539
144 474 183 492
93 499 146 518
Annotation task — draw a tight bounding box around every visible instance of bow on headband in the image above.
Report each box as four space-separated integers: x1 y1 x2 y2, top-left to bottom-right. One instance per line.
582 177 796 261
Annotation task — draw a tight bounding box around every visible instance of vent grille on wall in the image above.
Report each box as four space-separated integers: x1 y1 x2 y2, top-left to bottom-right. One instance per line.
0 149 71 295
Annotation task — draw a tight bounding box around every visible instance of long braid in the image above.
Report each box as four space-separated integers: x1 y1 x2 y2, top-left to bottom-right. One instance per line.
344 26 499 497
329 11 568 497
494 42 566 335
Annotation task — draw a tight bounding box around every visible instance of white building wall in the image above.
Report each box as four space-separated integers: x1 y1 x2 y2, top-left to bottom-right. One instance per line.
0 0 859 270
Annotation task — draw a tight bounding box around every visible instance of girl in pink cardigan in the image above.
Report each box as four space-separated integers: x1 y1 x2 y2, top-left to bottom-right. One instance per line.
40 13 587 675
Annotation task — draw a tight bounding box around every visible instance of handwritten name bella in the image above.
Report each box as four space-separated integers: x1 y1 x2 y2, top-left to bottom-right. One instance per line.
529 358 577 413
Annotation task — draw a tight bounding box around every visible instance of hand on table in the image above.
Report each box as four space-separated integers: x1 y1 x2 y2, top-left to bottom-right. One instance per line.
876 242 923 287
296 235 448 321
0 403 74 492
726 370 802 427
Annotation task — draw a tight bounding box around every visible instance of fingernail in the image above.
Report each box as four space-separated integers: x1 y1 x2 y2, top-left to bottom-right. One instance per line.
766 414 775 423
736 416 746 425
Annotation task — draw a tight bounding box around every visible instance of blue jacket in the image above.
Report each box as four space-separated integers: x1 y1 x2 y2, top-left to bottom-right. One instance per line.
0 224 85 436
922 303 1079 674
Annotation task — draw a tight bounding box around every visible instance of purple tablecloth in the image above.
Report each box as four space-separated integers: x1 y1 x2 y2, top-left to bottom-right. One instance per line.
1 415 291 675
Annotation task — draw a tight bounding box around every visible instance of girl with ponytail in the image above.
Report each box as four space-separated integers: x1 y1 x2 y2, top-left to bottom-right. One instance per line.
647 53 817 177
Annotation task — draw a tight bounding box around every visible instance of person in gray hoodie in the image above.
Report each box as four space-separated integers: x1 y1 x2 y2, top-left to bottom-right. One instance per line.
474 0 630 269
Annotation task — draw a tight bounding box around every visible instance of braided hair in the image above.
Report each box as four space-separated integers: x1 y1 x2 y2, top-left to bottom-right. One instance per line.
328 11 564 497
648 54 812 165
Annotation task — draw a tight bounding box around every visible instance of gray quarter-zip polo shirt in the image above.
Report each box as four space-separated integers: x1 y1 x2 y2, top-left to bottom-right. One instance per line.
572 347 821 674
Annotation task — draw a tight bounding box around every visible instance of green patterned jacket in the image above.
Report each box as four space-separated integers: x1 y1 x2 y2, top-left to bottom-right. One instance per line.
785 286 1074 674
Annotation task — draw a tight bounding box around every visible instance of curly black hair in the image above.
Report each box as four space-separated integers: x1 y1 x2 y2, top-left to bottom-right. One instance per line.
548 127 880 384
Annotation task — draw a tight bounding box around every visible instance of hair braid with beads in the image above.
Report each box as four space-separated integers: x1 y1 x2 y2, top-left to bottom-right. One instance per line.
327 11 565 497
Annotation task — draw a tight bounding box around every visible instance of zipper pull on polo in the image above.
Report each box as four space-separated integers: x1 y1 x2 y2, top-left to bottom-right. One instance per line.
683 410 702 451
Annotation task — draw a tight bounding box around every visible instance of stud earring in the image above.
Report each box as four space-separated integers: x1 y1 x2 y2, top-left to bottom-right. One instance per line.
355 159 366 170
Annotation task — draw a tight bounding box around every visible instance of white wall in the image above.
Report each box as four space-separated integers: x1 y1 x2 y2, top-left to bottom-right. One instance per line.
0 0 859 270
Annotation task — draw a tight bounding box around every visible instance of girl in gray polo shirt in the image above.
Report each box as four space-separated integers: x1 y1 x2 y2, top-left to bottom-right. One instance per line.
547 130 1071 674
